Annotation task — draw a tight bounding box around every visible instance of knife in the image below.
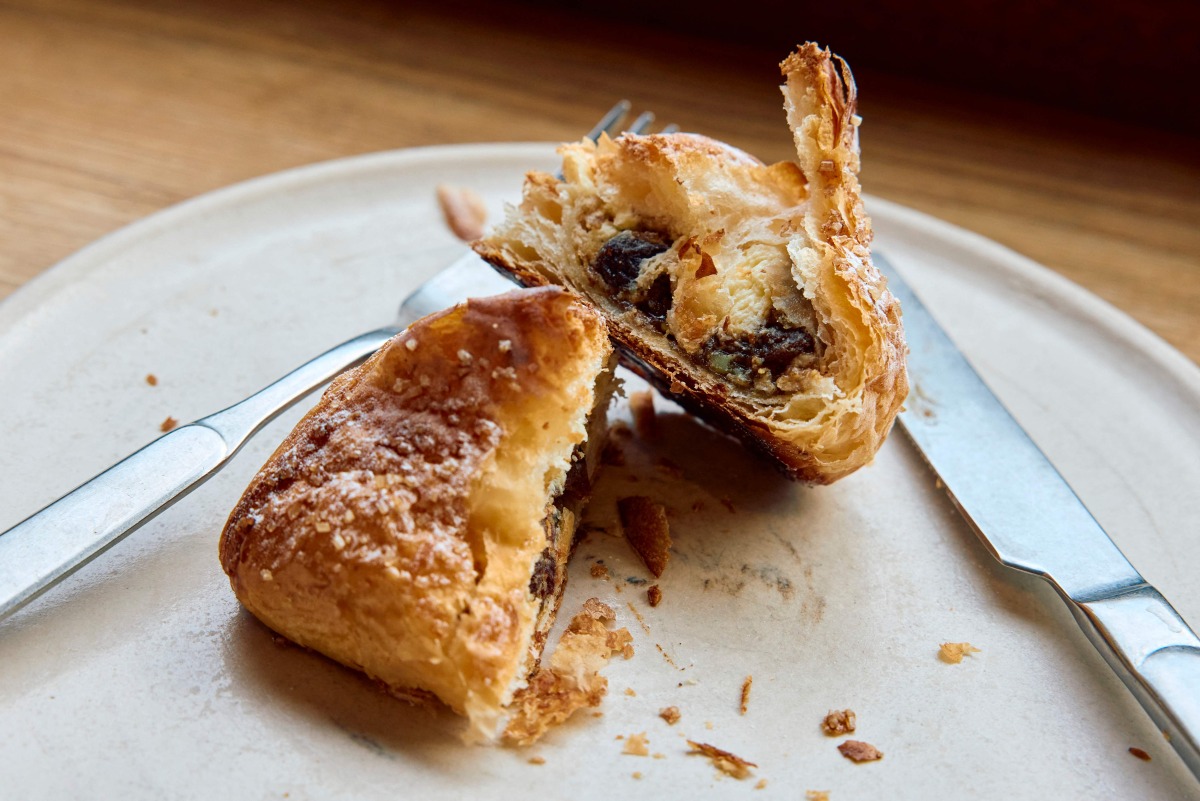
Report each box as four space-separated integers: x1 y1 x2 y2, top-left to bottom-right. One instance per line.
877 252 1200 780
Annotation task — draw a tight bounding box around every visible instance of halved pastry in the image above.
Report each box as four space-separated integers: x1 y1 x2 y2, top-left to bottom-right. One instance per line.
218 287 617 743
474 43 907 482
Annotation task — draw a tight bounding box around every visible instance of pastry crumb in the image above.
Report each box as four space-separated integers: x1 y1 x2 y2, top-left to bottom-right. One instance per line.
503 598 633 746
629 391 657 440
687 740 757 779
821 709 856 735
755 779 768 790
631 771 643 779
938 642 981 664
145 373 158 386
659 706 681 725
806 792 830 801
647 585 663 607
837 739 883 762
739 676 752 715
527 756 545 765
590 562 610 580
1129 747 1151 761
623 732 649 756
159 416 178 432
435 184 488 242
625 687 637 697
618 496 671 577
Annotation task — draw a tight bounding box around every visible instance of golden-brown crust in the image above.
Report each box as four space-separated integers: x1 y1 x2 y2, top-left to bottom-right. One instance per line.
473 43 907 483
219 287 612 742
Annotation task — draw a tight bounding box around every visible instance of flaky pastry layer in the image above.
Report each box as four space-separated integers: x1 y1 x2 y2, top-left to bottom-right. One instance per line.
475 43 907 482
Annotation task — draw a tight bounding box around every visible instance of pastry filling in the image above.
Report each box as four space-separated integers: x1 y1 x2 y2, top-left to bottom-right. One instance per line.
591 231 673 327
699 312 816 388
590 230 818 392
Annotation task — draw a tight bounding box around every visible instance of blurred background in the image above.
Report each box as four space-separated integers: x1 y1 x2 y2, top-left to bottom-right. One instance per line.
2 0 1197 362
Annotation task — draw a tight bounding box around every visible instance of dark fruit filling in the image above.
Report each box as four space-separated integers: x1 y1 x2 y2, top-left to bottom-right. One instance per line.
700 312 816 387
592 230 671 290
592 230 817 390
529 546 557 599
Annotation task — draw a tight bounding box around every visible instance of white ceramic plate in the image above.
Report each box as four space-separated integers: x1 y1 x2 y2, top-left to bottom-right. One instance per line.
1 144 1197 799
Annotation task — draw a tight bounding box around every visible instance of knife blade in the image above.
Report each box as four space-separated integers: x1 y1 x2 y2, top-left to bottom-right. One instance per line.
877 252 1200 780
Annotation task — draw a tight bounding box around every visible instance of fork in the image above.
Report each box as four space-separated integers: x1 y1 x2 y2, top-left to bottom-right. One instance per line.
0 102 677 624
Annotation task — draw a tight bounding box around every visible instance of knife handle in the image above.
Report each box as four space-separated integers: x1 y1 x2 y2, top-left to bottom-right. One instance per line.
1072 585 1200 777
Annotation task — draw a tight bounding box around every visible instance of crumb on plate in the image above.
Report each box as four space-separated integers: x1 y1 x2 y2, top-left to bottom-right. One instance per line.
503 598 633 745
436 184 488 242
821 709 856 735
647 585 663 607
629 390 657 440
160 416 178 432
618 496 671 578
739 675 752 715
659 706 681 725
939 642 981 664
623 732 649 756
837 740 883 763
687 740 757 779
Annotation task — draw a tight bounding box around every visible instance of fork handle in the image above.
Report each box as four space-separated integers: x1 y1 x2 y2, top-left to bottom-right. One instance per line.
0 327 397 624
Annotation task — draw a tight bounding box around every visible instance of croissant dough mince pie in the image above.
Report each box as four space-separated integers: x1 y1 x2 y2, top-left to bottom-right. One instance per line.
474 43 908 482
219 287 620 743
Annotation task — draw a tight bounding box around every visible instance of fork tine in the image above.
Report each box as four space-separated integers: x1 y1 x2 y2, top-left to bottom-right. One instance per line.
627 111 655 135
659 123 680 135
588 100 631 141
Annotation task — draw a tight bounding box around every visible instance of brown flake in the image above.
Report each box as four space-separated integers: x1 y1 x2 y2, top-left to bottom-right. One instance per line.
821 709 856 735
646 585 663 607
527 756 545 765
591 562 611 580
806 792 830 801
1129 747 1152 761
659 706 681 725
837 739 883 762
629 391 657 440
435 184 488 242
687 740 757 779
739 676 753 715
618 496 671 577
159 416 178 432
695 252 718 279
145 373 158 386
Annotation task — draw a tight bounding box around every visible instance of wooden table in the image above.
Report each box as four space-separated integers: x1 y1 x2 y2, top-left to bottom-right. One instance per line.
3 0 1198 364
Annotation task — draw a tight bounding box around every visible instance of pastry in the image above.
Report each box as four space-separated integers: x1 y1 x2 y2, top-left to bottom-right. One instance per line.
474 43 907 482
218 287 617 742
